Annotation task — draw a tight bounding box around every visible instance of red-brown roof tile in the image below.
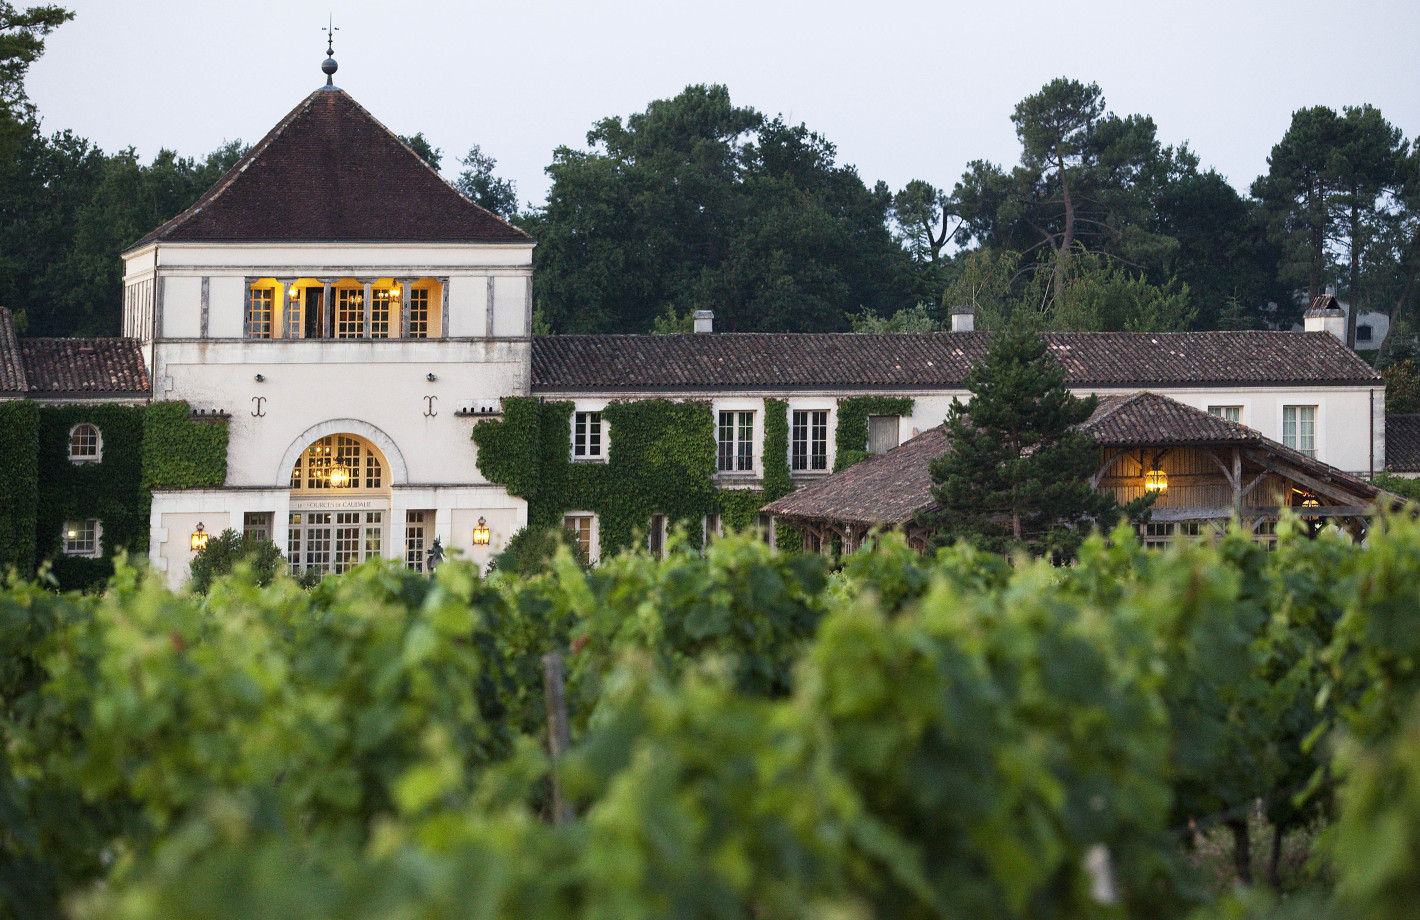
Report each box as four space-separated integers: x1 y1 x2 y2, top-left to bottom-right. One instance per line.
1386 414 1420 473
17 338 150 396
127 88 530 249
532 331 1381 391
0 308 27 393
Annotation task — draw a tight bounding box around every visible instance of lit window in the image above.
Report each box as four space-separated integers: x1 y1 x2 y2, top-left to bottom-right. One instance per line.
867 415 899 454
563 514 594 561
407 288 430 338
285 285 304 338
371 288 393 338
63 519 99 557
243 512 271 542
68 423 101 463
791 410 829 471
1209 406 1242 423
717 411 754 472
1283 406 1317 457
288 510 383 578
573 411 603 460
246 286 274 338
406 510 432 571
336 288 364 338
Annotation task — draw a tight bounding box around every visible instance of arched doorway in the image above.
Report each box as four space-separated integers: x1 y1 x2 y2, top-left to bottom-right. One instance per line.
287 434 391 576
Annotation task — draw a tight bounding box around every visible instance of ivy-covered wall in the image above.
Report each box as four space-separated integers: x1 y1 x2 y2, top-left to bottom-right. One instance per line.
142 401 229 490
36 405 149 589
833 396 915 471
0 401 39 571
474 397 809 557
0 400 228 588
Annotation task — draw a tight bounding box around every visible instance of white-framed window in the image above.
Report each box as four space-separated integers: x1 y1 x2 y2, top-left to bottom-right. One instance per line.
336 287 364 338
246 285 274 338
703 513 721 544
573 411 604 460
290 435 383 491
371 288 393 338
1283 405 1317 457
289 510 383 577
243 512 271 542
406 510 433 571
791 410 829 472
648 513 666 558
867 415 899 454
68 423 102 463
63 519 100 557
1208 406 1242 423
407 287 430 338
563 513 597 562
1137 520 1206 549
717 410 754 472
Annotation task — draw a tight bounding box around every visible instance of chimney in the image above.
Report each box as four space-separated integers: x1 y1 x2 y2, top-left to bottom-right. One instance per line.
692 310 714 334
950 304 974 333
1303 294 1346 343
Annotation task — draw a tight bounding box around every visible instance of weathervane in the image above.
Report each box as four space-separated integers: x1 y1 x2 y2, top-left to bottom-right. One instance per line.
321 15 339 86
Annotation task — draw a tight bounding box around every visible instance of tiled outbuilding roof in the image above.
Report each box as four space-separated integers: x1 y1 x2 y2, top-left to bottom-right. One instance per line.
0 308 27 393
15 338 150 396
1386 414 1420 473
532 331 1381 391
762 426 948 526
765 391 1380 526
127 87 530 250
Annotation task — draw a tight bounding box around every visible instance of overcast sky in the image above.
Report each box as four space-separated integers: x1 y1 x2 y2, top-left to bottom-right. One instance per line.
25 0 1420 212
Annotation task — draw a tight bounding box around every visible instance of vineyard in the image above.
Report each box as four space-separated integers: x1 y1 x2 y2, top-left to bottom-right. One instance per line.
5 518 1420 919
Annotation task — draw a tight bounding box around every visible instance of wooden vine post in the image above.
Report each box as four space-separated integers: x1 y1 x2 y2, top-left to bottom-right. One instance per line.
542 650 574 825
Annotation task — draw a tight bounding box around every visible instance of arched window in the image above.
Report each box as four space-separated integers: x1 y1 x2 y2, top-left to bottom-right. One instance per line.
68 424 102 463
289 434 385 491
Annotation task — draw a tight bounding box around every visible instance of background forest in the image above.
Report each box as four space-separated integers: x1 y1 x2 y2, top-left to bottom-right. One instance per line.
4 6 1419 353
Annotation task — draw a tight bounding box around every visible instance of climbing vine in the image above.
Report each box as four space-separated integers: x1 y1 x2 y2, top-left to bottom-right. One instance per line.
762 399 791 500
0 400 39 571
36 405 148 589
833 396 914 471
141 401 228 490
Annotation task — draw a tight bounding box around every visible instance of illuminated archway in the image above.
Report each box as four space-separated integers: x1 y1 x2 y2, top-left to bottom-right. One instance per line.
286 432 392 577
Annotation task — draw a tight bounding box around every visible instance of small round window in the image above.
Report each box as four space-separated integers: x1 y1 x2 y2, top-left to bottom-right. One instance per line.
68 423 102 463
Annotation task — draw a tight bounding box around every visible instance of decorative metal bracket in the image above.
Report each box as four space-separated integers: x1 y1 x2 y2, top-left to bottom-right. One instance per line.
423 394 438 418
251 396 266 418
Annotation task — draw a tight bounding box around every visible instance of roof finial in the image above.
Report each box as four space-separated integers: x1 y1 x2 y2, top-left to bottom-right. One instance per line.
321 15 339 86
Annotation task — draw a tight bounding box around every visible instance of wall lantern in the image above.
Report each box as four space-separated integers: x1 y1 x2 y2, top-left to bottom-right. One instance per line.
389 283 401 301
473 517 491 546
288 283 299 299
1144 469 1168 493
190 522 208 552
328 464 351 488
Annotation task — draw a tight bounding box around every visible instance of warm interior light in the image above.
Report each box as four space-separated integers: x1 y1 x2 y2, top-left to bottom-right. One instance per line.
473 516 491 546
1145 469 1168 492
190 522 208 552
66 528 77 539
1301 496 1321 522
389 283 401 300
288 283 299 299
328 464 351 488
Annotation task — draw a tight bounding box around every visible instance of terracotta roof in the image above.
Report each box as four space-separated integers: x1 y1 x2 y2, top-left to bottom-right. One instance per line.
764 392 1380 526
1084 392 1261 447
15 338 150 396
1386 414 1420 473
0 308 27 393
763 426 948 526
1305 294 1345 318
531 331 1381 391
127 87 530 250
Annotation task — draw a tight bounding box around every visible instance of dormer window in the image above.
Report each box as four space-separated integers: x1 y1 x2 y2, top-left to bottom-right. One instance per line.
68 423 102 463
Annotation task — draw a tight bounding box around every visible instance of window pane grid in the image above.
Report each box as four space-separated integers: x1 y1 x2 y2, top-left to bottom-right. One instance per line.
247 287 273 338
285 288 303 338
336 288 363 338
406 510 428 571
792 410 828 471
574 412 602 458
408 288 429 338
243 512 270 543
69 424 99 460
371 289 392 338
64 520 96 556
1283 406 1317 457
563 514 592 559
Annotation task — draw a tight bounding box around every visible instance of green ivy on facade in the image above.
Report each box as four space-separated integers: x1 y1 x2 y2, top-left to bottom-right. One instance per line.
833 396 915 471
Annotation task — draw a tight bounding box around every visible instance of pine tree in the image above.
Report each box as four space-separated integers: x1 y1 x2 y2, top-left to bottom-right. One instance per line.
922 327 1121 559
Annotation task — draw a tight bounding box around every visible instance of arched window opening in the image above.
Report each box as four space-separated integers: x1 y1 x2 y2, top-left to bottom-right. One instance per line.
289 435 385 491
68 423 102 463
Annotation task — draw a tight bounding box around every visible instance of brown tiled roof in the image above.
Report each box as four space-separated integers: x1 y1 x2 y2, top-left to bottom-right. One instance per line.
765 391 1380 526
127 88 530 250
1084 392 1261 447
17 338 150 396
1386 414 1420 473
0 308 27 393
532 331 1380 391
763 426 948 526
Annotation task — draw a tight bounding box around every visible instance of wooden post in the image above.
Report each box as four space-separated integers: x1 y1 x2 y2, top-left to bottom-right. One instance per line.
542 650 574 825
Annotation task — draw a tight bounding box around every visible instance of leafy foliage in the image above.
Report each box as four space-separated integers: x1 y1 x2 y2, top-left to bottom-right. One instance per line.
490 524 588 577
455 143 519 219
0 399 38 570
833 395 914 471
186 528 284 594
141 401 228 490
